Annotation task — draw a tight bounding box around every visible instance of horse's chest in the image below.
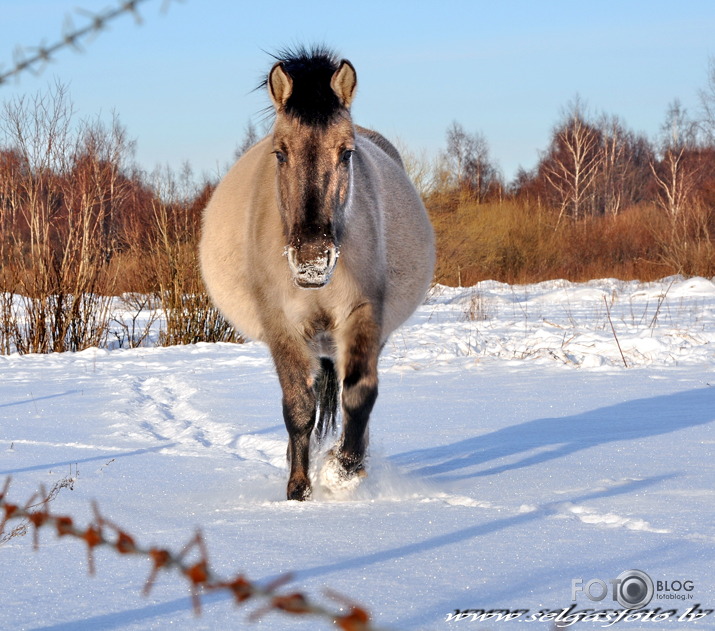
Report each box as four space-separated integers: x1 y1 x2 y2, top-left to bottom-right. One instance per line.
282 299 337 354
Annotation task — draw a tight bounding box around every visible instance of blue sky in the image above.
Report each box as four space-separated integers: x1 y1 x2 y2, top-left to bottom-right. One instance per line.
1 0 713 181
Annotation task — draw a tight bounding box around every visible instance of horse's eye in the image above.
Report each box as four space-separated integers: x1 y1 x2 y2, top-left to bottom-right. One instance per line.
273 150 287 164
340 149 354 164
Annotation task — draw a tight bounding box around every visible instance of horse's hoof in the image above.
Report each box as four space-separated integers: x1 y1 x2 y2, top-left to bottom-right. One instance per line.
287 479 312 501
319 455 365 495
337 452 367 477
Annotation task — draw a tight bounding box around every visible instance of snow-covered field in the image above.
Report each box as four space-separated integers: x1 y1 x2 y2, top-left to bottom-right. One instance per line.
1 277 714 630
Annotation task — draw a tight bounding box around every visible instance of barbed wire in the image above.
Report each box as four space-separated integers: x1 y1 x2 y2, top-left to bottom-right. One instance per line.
0 0 181 87
0 477 384 630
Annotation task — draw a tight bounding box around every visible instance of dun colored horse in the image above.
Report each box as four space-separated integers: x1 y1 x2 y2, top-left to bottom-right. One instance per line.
200 47 435 500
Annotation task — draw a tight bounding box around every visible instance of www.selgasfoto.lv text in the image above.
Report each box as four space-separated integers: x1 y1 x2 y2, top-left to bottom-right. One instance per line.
446 604 713 626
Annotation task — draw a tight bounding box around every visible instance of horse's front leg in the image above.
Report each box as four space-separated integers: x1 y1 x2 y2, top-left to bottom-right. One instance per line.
337 304 381 476
270 336 317 500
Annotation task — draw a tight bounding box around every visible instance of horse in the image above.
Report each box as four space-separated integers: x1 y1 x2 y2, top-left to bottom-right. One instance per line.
199 46 435 500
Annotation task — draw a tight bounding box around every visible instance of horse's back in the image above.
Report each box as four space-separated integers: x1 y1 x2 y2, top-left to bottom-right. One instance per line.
355 126 404 168
353 133 435 338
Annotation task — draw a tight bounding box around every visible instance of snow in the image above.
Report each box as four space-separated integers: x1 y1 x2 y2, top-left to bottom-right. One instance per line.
1 276 714 630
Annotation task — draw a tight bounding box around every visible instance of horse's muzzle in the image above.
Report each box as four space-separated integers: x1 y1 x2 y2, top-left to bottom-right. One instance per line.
286 244 339 288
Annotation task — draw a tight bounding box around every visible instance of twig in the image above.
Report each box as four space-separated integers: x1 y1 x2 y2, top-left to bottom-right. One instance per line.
648 278 676 330
603 295 628 368
0 478 382 630
0 472 77 546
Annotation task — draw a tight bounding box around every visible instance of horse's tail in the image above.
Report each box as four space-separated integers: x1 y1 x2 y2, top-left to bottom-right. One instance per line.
314 357 339 440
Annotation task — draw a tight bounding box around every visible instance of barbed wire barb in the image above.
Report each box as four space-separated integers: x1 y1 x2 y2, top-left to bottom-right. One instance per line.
121 0 145 24
61 16 83 52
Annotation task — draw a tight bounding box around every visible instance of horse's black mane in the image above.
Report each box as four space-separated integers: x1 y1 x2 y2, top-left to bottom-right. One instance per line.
265 45 345 125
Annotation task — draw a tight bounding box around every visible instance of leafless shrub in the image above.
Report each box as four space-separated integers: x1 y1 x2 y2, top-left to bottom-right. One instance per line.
110 293 161 348
464 289 492 322
147 165 241 346
0 83 116 353
0 83 240 354
655 201 715 277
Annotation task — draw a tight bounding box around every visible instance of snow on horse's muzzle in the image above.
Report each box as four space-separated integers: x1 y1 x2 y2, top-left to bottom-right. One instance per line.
285 243 339 288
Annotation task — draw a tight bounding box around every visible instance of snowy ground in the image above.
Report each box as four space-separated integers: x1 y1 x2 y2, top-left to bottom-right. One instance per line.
1 277 714 630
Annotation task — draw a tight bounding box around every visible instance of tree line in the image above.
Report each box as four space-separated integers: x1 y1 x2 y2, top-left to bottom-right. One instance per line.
431 92 715 222
409 59 715 285
1 63 714 352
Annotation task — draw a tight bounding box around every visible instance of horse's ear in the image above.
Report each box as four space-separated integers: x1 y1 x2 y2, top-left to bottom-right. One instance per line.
331 60 357 108
268 62 293 110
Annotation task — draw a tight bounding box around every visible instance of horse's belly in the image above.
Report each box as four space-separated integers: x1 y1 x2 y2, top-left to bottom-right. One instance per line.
203 265 265 341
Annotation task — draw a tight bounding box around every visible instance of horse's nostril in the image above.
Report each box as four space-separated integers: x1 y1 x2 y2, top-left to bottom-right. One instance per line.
326 245 339 269
286 243 339 288
287 244 337 267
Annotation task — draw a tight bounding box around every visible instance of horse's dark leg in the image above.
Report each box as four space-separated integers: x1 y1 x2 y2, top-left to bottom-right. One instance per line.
270 337 317 500
337 305 380 475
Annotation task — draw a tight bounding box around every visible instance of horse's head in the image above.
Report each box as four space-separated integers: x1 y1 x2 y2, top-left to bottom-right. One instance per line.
267 49 357 288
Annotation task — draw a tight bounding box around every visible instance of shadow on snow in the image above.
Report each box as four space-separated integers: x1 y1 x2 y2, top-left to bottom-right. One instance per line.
391 386 714 481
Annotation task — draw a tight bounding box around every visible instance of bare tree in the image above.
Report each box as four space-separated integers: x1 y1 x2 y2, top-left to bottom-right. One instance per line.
444 121 499 202
393 138 436 198
596 115 630 216
234 120 259 160
540 98 602 221
444 121 471 185
145 164 238 346
650 100 701 217
69 113 136 259
594 115 653 216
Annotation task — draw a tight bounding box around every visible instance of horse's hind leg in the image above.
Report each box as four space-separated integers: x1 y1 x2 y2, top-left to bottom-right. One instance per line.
337 306 380 476
270 337 317 500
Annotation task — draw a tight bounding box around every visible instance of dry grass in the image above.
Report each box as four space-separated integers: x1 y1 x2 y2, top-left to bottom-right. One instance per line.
428 197 714 286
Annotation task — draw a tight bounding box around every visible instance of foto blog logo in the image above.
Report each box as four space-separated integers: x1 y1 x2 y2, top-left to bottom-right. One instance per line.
572 570 655 609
